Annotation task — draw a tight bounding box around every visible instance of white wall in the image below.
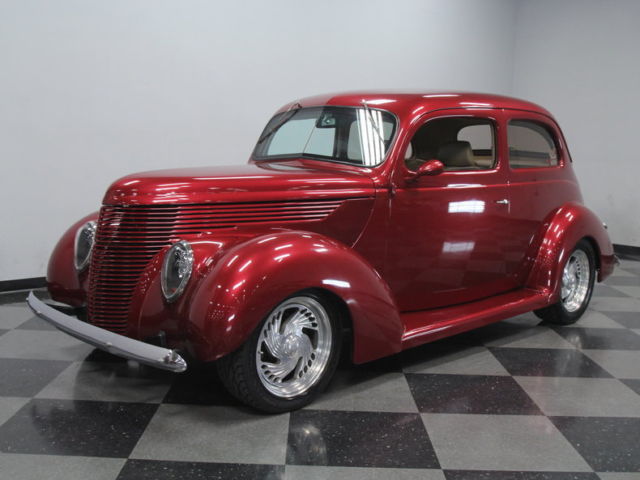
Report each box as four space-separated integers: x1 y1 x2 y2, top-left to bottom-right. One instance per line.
512 0 640 247
0 0 518 280
4 0 640 282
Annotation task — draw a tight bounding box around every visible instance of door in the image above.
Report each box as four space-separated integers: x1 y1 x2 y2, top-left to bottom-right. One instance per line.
386 109 517 312
501 111 582 284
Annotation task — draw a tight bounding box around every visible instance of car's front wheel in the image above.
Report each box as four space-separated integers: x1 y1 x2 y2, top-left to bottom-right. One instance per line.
534 239 596 325
217 291 342 412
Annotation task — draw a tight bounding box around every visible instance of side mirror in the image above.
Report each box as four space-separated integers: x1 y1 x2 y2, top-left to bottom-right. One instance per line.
408 159 444 181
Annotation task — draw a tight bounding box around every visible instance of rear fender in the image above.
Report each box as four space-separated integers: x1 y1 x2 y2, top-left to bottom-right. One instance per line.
185 230 403 364
526 202 615 300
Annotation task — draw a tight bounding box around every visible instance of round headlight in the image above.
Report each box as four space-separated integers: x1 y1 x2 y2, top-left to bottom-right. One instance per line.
74 221 97 271
161 240 194 302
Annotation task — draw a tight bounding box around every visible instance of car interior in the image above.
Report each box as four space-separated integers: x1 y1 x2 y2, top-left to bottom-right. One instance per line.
405 117 496 172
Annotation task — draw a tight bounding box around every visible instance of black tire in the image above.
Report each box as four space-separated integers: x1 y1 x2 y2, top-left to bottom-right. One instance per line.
216 291 342 413
534 239 596 325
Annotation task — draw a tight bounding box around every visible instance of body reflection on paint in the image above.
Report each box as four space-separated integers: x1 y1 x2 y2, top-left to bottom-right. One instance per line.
448 200 485 213
288 423 328 464
442 241 476 253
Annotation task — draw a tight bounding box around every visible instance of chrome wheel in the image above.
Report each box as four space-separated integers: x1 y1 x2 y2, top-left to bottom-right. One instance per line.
561 250 591 312
256 296 332 399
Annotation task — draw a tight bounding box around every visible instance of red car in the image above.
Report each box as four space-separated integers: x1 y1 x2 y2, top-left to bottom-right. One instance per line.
28 92 616 412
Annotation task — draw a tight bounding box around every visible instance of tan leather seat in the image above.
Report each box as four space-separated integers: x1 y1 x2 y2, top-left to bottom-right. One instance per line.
437 141 476 169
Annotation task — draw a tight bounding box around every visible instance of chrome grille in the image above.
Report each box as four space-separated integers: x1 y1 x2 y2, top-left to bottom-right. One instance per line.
86 199 343 333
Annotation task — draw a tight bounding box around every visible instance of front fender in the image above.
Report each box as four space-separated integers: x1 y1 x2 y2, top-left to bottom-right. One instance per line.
47 212 99 306
526 202 615 300
185 230 403 364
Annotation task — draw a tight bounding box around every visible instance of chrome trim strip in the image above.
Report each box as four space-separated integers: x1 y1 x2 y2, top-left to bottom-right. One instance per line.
26 292 187 373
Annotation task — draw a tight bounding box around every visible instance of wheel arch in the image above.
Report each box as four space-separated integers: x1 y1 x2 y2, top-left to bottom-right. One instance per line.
185 230 403 364
582 235 601 273
47 211 100 306
526 202 615 300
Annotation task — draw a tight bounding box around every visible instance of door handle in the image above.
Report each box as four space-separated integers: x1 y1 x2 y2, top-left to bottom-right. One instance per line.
494 199 509 205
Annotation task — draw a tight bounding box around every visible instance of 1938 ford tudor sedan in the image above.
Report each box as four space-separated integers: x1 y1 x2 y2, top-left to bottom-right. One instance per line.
28 92 616 412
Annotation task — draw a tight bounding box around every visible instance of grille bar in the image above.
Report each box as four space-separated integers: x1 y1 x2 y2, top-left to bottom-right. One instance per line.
87 199 343 333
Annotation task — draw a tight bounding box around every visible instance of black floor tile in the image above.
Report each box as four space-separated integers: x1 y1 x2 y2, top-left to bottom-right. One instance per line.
16 317 58 331
598 311 640 329
406 374 542 415
398 340 485 368
490 347 612 377
0 399 157 457
162 365 240 406
338 351 403 373
444 471 599 480
0 358 71 396
621 379 640 396
82 348 130 363
117 459 284 480
550 416 640 472
0 291 31 305
552 327 640 350
451 322 537 347
286 410 439 468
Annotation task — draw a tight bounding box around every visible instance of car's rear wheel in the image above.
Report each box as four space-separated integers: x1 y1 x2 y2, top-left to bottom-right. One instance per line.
534 239 596 325
217 291 342 413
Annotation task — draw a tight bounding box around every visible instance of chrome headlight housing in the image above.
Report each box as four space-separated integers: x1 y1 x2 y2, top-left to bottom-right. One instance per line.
161 240 194 302
74 221 97 271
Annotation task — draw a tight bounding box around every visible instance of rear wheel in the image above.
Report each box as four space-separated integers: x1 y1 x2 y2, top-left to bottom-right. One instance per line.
534 239 596 325
217 292 342 412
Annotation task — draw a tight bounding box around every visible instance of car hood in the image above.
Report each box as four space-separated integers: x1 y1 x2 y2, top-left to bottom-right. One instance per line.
103 160 376 205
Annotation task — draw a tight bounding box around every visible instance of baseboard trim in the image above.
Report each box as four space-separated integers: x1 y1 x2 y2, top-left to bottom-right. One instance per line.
613 244 640 261
0 276 46 293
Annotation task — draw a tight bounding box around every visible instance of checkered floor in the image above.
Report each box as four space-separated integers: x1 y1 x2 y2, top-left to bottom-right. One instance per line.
1 260 640 480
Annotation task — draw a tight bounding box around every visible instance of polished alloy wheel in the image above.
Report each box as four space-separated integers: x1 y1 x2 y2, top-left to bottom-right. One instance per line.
560 250 591 312
256 296 332 398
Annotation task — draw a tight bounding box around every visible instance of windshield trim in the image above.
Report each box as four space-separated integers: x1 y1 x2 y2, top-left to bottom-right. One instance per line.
252 105 399 168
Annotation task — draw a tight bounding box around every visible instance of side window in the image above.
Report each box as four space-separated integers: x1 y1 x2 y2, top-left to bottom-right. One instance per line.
508 120 559 168
458 124 494 169
405 117 495 172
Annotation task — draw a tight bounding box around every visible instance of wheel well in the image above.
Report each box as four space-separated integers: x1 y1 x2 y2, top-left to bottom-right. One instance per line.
582 236 601 275
306 287 354 361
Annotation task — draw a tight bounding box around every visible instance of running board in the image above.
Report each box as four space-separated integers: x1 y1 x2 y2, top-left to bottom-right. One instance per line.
400 289 550 350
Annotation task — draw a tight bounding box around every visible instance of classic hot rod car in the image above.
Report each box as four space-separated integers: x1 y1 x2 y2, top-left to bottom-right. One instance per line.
28 92 616 412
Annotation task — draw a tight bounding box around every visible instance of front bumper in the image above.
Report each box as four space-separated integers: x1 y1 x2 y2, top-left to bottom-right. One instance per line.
26 292 187 373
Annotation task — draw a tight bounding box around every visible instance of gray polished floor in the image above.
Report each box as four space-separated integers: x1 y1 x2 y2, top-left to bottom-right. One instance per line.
1 260 639 479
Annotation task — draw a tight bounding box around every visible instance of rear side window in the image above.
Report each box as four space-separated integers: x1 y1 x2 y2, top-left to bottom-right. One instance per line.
508 120 559 168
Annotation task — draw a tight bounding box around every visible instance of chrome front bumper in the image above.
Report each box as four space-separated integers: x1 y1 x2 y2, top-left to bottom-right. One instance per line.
26 292 187 373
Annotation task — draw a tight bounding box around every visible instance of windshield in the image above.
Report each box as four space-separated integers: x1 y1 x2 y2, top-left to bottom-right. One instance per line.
253 106 397 167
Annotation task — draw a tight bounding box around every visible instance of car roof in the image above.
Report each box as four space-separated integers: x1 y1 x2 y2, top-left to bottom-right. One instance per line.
286 91 553 119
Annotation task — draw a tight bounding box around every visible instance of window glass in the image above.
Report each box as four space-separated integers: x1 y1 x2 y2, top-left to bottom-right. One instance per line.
267 118 316 155
304 127 335 157
405 117 495 172
347 118 395 161
508 120 558 168
255 106 397 166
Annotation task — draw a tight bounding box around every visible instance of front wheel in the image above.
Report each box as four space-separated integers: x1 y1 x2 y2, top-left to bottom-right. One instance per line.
217 292 342 413
534 239 596 325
